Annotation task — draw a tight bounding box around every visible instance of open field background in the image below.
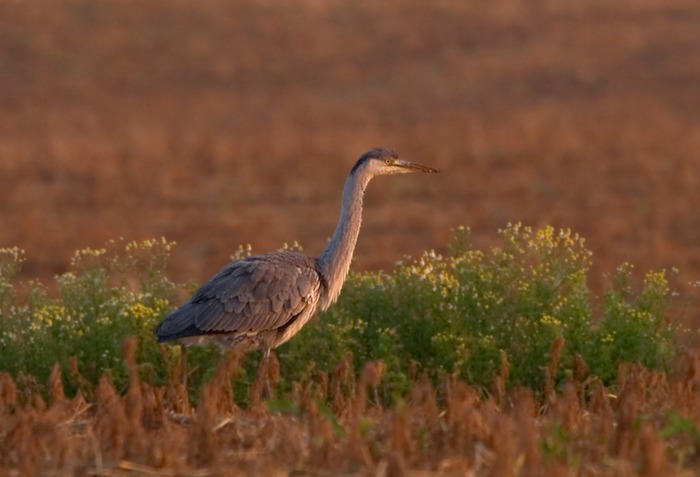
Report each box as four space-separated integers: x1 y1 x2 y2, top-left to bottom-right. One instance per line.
2 2 700 475
1 0 699 318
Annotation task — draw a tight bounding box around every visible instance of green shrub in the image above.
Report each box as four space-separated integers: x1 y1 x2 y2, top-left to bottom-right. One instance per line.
0 239 180 393
0 225 682 400
280 224 679 395
587 264 677 383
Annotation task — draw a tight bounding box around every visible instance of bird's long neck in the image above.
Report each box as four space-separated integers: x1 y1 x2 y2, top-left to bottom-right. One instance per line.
316 169 371 310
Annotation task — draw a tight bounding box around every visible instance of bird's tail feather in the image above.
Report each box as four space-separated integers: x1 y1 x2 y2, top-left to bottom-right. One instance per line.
154 302 200 342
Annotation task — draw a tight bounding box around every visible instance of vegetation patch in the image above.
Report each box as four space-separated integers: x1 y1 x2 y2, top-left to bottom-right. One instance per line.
0 225 681 400
0 226 696 476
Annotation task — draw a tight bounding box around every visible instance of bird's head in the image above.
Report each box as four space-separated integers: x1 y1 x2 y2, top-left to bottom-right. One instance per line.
350 148 438 177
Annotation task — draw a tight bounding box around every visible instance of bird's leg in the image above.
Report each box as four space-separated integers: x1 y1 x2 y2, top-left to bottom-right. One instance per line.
262 348 272 399
255 348 272 400
180 344 188 390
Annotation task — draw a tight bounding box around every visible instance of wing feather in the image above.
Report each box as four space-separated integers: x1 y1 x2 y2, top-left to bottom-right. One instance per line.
174 252 322 336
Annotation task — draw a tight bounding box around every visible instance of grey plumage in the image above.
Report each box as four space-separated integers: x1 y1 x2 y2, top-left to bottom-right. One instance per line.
155 148 437 357
156 252 321 352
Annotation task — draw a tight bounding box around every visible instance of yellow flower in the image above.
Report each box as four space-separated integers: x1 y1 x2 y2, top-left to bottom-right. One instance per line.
540 314 563 327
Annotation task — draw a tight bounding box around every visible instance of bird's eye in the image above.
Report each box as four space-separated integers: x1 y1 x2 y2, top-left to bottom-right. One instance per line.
385 159 392 165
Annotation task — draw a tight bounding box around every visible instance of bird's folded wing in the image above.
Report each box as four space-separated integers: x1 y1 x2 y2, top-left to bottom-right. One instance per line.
190 252 322 333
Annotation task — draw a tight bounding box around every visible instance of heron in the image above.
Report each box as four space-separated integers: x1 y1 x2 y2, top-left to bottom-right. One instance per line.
154 148 438 389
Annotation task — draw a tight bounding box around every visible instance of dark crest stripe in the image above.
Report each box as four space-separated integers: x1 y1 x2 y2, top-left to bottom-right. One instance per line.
350 148 398 175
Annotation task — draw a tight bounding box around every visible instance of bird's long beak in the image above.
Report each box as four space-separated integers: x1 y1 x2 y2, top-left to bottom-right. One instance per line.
395 160 439 173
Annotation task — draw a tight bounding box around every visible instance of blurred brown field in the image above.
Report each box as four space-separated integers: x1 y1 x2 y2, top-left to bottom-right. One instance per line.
1 0 699 324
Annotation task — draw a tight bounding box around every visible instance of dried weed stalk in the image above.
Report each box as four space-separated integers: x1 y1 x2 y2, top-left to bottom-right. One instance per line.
1 337 699 476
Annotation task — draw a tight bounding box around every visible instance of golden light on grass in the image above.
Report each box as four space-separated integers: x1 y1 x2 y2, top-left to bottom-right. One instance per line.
1 337 699 475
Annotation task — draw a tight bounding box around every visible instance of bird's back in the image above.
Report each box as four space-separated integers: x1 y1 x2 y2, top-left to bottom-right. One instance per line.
155 251 324 351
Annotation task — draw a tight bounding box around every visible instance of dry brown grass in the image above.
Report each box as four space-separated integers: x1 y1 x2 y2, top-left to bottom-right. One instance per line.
1 339 699 476
1 0 699 325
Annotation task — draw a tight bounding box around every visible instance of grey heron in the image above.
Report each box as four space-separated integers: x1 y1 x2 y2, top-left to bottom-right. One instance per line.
155 148 438 387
